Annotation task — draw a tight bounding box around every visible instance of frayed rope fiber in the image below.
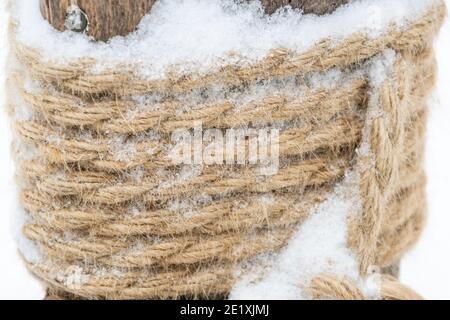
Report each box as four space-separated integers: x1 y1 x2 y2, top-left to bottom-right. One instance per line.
7 1 446 300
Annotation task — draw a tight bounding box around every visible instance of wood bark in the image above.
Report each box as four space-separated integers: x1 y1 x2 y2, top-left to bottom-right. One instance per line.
40 0 158 41
259 0 350 15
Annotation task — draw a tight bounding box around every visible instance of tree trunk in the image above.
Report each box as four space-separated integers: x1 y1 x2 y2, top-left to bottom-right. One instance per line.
259 0 350 15
40 0 350 42
40 0 158 41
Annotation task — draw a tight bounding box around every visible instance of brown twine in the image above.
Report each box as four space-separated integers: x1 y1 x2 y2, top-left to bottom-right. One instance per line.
309 274 423 300
7 1 446 300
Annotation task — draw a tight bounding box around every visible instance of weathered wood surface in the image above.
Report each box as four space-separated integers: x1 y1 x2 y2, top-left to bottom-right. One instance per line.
40 0 350 41
40 0 158 41
259 0 350 15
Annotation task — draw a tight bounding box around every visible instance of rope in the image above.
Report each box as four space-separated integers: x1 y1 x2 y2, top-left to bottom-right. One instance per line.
7 0 447 300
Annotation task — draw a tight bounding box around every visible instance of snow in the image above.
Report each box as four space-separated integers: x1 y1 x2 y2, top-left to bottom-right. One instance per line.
12 208 43 265
10 0 439 80
0 0 449 300
56 265 89 288
230 172 366 300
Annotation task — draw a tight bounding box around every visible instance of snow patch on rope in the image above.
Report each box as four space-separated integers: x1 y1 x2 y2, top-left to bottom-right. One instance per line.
229 171 364 300
10 0 438 80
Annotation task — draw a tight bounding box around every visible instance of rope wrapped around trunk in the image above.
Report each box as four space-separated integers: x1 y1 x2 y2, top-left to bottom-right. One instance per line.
6 0 446 300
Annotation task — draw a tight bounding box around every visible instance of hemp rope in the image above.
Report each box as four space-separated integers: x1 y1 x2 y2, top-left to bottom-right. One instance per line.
7 1 446 300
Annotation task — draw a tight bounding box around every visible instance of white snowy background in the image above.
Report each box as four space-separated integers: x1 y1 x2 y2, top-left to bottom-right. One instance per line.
0 1 449 300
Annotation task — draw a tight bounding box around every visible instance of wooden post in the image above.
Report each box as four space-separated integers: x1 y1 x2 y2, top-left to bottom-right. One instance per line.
39 0 158 41
40 0 350 41
259 0 349 15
